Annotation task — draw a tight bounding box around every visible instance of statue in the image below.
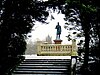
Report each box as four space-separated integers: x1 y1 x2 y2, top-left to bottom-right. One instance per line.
55 22 62 40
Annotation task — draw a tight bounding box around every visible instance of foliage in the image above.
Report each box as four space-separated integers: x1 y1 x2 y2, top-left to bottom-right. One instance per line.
0 56 25 75
26 41 37 54
0 0 49 74
62 0 99 74
0 0 49 57
0 0 100 74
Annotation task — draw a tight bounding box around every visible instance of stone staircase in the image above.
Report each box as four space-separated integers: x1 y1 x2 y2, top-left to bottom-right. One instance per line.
12 56 71 75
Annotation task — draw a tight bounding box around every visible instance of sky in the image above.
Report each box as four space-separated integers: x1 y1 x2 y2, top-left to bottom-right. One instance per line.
26 9 83 45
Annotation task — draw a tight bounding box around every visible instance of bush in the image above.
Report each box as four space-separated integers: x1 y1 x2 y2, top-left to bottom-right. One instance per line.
0 56 25 75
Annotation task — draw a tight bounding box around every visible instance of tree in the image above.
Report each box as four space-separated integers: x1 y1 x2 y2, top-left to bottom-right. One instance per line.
0 0 49 74
63 0 100 74
0 0 49 57
0 0 99 74
63 0 99 74
25 40 37 55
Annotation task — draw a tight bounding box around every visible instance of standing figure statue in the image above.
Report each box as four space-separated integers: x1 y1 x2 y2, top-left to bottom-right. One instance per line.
55 22 62 40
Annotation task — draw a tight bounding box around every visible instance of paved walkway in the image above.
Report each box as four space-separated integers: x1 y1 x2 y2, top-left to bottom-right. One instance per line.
23 55 71 59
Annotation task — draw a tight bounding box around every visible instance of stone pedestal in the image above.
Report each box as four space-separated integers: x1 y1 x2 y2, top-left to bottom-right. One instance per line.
53 40 62 44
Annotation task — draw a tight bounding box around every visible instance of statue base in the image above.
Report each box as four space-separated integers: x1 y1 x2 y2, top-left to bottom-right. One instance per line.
53 40 62 44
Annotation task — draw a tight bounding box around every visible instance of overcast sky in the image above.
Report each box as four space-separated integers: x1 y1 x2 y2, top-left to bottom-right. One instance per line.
26 10 74 44
26 8 84 45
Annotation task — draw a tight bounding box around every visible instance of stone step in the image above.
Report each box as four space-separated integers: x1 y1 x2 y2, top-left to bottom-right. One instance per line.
12 57 71 75
21 62 70 64
13 70 68 74
21 60 71 64
17 65 68 69
15 68 67 71
14 68 68 73
23 60 71 63
24 59 71 61
12 74 67 75
19 63 68 66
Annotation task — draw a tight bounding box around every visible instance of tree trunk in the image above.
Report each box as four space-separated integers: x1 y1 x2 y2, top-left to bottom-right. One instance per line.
81 18 90 70
84 30 89 68
97 8 100 58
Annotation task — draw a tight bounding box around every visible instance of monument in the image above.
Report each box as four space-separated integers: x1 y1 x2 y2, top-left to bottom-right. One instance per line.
54 22 62 44
37 22 78 56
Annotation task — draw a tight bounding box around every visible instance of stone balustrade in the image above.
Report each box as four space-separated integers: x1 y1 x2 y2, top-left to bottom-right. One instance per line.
37 43 78 56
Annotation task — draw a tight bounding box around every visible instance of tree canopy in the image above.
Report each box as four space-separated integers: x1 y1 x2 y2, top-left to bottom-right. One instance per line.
0 0 50 74
63 0 100 74
0 0 100 74
0 0 49 57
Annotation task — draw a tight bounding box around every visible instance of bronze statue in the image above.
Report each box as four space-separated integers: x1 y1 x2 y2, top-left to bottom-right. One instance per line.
55 22 61 40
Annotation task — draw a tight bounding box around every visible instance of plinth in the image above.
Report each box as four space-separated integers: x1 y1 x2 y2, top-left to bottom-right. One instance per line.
53 40 62 44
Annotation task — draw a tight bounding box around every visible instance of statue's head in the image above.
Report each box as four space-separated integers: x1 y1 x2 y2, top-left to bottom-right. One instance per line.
57 22 59 25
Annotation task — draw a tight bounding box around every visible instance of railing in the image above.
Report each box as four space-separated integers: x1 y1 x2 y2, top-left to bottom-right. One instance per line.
37 44 76 56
